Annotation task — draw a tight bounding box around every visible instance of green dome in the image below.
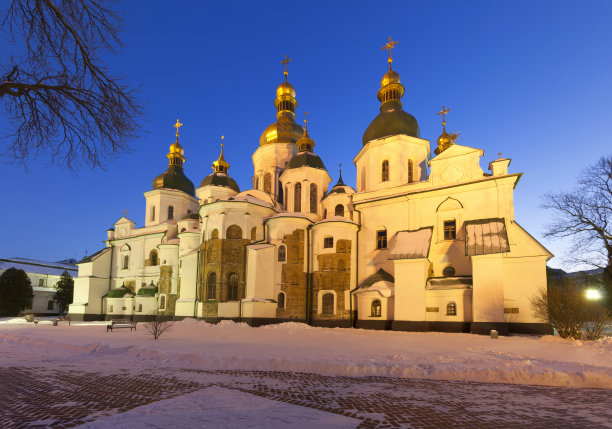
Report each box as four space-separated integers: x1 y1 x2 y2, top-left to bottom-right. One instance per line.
153 165 195 196
286 152 326 171
362 100 420 145
199 172 240 193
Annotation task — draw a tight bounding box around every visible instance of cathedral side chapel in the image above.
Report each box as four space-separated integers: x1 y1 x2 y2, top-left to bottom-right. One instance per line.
69 39 552 335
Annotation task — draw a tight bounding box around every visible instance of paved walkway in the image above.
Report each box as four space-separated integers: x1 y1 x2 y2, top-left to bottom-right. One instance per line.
1 366 611 428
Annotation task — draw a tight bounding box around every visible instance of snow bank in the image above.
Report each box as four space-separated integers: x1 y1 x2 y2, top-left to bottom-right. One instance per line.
1 322 611 389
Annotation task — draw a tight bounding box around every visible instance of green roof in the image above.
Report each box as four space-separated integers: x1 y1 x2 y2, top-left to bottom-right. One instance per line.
287 152 326 171
362 100 420 145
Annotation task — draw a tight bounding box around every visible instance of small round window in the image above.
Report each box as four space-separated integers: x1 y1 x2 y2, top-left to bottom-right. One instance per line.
443 266 456 277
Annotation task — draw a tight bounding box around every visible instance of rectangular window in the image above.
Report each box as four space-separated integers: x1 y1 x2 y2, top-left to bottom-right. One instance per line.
323 237 333 248
47 301 54 310
39 279 44 286
443 220 456 240
376 230 387 249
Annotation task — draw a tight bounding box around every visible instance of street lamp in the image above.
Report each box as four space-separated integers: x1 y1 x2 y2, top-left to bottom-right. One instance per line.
585 289 602 300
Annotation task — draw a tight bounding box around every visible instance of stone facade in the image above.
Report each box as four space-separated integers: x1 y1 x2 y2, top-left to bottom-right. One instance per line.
311 239 352 322
277 229 307 320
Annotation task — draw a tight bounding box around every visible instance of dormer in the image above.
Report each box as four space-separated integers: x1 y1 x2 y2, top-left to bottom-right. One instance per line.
429 144 485 187
113 217 136 239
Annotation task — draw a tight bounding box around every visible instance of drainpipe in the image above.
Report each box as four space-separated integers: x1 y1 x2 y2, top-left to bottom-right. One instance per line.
194 249 200 318
306 223 314 325
105 244 114 319
350 207 362 328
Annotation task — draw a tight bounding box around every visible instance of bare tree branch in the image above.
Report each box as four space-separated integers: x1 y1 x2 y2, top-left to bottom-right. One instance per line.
542 154 612 309
1 0 143 169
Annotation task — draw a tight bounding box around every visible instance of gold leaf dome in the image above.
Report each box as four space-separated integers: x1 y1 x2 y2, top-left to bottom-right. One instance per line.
276 82 296 98
259 114 304 146
169 140 184 155
381 70 401 87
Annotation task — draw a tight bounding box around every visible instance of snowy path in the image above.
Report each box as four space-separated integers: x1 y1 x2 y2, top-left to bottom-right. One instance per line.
1 366 610 428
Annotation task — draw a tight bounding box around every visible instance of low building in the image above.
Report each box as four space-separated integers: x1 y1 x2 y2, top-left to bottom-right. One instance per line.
0 258 78 315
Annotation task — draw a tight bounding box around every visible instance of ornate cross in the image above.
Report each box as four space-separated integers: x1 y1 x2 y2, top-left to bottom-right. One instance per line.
173 119 183 137
382 37 399 70
437 106 450 126
221 135 224 151
281 55 292 82
124 209 127 218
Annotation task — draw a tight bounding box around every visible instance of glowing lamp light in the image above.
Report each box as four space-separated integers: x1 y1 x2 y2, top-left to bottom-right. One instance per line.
585 289 602 300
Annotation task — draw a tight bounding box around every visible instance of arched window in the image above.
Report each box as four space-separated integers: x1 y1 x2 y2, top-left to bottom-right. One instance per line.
360 167 366 191
322 293 334 315
150 206 156 221
159 295 166 310
310 183 318 213
443 220 457 240
226 224 242 239
294 183 301 212
251 227 257 241
323 209 327 219
211 229 219 239
278 245 286 262
255 176 259 189
122 255 129 269
376 229 387 249
371 299 381 317
207 272 217 300
408 159 414 183
277 292 285 309
138 304 142 312
285 186 289 209
168 205 174 220
447 302 457 316
334 204 344 217
381 160 389 182
264 173 272 193
278 181 283 204
228 273 239 301
149 249 159 266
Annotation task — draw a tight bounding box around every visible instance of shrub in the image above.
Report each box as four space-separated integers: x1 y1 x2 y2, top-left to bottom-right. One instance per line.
144 310 173 340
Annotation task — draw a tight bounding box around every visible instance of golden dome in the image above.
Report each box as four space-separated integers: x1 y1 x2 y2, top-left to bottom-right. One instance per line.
259 114 304 146
381 70 401 87
276 82 296 98
169 140 184 155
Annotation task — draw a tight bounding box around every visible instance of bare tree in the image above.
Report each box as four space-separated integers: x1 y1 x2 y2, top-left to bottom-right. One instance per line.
144 309 173 340
532 275 610 340
0 0 143 169
542 155 612 309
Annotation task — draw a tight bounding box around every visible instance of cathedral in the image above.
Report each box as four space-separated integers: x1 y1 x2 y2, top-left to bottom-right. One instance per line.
69 40 552 335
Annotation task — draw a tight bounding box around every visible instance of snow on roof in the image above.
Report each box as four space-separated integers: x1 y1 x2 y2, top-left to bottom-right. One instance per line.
247 243 274 250
388 228 433 260
353 280 395 297
0 258 78 276
268 212 313 221
315 216 357 225
465 218 510 256
242 296 275 303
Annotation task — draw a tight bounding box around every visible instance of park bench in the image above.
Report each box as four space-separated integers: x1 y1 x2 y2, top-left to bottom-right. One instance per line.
53 315 72 326
107 319 137 332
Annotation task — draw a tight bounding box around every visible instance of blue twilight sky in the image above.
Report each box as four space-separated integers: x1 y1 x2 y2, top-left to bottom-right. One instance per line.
0 1 611 270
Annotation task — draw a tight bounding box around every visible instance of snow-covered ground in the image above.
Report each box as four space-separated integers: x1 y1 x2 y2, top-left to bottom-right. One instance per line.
75 386 360 429
0 318 611 389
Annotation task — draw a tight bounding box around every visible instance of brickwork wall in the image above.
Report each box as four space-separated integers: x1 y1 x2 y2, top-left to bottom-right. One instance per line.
199 237 249 305
159 265 176 315
311 239 352 321
277 229 307 319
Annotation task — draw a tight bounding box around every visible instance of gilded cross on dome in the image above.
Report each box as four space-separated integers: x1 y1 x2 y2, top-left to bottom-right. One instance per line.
280 55 292 82
437 106 450 127
304 111 308 128
382 37 399 70
173 119 183 137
